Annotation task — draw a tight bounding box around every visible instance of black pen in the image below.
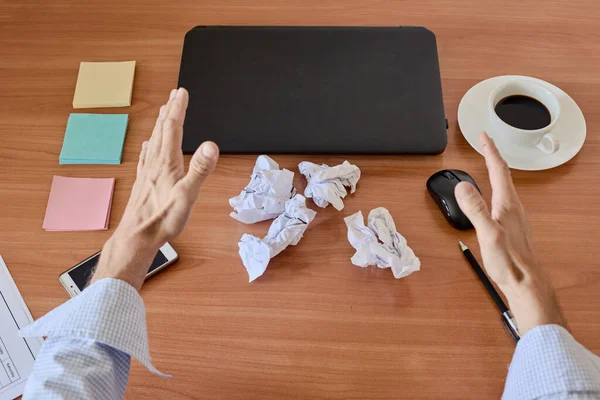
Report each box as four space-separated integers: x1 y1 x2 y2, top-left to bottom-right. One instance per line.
459 240 520 342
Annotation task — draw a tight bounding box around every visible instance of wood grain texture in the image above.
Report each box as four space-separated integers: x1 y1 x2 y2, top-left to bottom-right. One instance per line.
1 1 599 398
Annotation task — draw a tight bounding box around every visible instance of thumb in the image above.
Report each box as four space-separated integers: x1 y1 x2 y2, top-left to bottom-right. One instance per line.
180 141 220 203
455 182 495 232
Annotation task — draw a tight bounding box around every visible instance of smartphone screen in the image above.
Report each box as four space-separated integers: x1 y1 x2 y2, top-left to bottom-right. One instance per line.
68 250 169 291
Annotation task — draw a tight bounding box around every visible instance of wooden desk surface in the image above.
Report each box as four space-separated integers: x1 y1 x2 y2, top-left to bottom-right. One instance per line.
1 1 599 398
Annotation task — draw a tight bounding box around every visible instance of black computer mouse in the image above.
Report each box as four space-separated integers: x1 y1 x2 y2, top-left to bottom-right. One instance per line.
426 169 481 230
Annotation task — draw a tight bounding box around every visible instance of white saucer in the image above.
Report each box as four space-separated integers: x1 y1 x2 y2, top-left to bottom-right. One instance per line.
457 75 586 171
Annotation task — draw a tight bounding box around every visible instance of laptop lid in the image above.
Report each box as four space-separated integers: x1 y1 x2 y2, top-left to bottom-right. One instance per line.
178 26 447 154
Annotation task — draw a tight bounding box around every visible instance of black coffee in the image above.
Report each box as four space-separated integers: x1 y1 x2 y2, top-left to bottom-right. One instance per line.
494 95 551 130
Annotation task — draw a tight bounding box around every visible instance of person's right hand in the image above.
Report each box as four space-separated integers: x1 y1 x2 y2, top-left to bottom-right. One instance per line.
454 132 565 336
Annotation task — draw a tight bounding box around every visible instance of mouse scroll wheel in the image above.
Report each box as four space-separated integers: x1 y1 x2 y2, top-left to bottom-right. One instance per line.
443 172 456 180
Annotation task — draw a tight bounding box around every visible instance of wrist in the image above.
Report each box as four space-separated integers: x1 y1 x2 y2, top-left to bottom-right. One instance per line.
91 232 160 291
500 281 566 335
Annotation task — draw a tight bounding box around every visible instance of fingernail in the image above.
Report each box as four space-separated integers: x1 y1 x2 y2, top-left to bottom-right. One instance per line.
480 132 489 148
176 87 185 98
484 139 495 152
456 183 474 199
201 142 219 159
169 89 177 100
159 105 165 115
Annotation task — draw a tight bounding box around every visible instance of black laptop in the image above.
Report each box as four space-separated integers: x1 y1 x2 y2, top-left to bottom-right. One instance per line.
178 26 447 154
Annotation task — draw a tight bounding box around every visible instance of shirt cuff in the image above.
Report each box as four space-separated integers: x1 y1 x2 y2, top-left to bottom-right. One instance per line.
504 324 600 399
19 278 169 378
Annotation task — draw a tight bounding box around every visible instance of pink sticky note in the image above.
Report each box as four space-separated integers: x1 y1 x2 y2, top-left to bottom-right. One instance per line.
43 176 115 231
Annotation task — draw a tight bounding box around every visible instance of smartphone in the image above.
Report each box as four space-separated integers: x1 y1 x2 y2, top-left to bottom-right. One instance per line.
59 242 179 297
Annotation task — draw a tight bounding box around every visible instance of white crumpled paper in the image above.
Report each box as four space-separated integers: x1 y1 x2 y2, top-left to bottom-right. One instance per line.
298 161 360 211
230 155 296 224
344 207 420 279
239 194 317 282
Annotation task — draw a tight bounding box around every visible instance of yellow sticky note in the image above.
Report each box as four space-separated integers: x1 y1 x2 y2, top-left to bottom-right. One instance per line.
73 61 136 108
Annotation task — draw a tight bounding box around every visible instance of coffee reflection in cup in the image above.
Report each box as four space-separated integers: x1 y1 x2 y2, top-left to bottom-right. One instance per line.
494 95 551 131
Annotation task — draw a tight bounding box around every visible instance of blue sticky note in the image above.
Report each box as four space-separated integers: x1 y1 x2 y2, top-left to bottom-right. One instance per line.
59 113 128 164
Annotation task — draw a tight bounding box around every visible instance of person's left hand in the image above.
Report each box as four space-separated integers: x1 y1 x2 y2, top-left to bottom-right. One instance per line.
92 88 219 290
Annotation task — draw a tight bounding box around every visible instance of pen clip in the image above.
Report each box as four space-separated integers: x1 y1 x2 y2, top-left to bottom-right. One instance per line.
501 313 520 343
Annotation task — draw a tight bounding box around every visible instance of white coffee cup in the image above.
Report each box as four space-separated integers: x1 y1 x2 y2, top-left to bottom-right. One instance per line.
489 80 560 154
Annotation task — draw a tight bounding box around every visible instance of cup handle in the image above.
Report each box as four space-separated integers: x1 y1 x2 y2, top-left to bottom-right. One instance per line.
536 133 560 154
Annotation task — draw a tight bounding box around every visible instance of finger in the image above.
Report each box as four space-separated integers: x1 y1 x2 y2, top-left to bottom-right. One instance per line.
480 132 518 206
137 141 148 176
161 88 189 156
455 181 496 233
148 90 176 158
178 141 220 204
